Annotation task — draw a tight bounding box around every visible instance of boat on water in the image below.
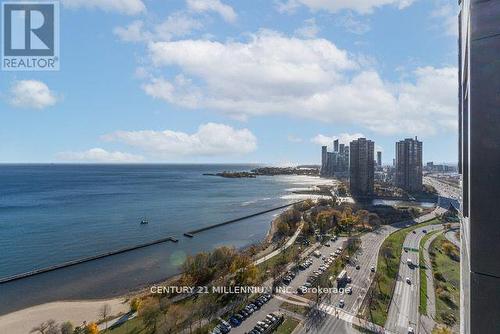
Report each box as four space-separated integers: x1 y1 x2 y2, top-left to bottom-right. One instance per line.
140 219 149 225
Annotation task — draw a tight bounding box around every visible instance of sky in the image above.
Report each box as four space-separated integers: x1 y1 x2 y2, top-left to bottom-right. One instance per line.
0 0 459 165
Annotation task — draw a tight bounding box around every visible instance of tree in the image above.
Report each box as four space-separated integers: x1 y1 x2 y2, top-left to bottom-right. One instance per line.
85 322 99 334
163 304 188 333
130 298 141 313
98 304 111 331
30 322 49 334
30 320 58 334
140 299 161 333
60 322 74 334
432 325 453 334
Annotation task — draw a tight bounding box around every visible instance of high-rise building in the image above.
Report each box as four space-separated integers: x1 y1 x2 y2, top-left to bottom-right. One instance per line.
321 146 328 176
334 139 339 153
349 138 374 195
377 151 382 167
395 137 423 192
459 1 500 332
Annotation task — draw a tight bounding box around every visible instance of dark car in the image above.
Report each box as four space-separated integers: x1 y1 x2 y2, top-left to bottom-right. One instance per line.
229 317 240 326
240 309 249 317
356 265 360 270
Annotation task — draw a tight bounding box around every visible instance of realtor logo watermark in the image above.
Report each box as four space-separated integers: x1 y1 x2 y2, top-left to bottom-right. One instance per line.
1 1 59 71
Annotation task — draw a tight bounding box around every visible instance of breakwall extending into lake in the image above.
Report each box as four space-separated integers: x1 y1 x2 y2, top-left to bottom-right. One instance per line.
0 236 179 284
184 200 305 236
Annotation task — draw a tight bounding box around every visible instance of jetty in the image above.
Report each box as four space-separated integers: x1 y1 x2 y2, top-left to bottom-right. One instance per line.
0 236 179 284
184 200 305 236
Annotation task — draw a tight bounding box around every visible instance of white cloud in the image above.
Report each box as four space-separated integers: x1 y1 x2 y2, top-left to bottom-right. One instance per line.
61 0 145 15
102 123 257 157
295 18 320 38
9 80 58 109
114 13 203 42
276 0 415 15
187 0 237 22
142 30 457 135
336 13 371 34
431 3 458 37
311 133 365 147
56 148 144 162
287 135 303 143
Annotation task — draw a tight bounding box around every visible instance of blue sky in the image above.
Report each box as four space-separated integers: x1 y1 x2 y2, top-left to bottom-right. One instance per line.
0 0 458 164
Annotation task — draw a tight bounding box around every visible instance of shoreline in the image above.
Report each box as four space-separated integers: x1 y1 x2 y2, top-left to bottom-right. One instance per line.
0 207 286 325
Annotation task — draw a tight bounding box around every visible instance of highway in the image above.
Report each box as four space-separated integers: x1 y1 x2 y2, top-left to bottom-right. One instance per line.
385 224 443 334
383 176 459 333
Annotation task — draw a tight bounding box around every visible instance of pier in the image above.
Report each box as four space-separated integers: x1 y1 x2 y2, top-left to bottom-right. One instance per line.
184 200 305 236
0 236 179 284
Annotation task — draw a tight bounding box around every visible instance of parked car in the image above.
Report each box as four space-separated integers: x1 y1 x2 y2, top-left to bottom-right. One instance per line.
346 287 352 294
229 317 240 327
406 277 412 284
356 264 360 270
370 266 375 272
338 299 345 308
266 314 277 322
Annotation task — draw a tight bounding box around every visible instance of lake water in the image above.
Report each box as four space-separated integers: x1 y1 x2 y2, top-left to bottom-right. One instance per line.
0 164 332 314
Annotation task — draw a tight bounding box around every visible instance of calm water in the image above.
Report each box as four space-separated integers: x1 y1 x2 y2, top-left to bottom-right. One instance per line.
0 164 331 314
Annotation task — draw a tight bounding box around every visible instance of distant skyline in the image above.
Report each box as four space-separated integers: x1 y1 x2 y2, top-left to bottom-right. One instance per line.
0 0 458 164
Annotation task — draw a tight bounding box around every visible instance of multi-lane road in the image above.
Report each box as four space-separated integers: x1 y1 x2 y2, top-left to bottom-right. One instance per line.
385 224 444 334
384 176 460 334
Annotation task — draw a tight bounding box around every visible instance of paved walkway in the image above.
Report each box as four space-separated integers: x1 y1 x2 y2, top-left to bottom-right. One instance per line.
254 222 304 266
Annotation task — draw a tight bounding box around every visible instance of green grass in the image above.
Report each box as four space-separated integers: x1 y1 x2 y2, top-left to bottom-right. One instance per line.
274 317 300 334
104 317 146 334
279 302 310 316
419 229 441 315
430 235 460 328
362 218 441 326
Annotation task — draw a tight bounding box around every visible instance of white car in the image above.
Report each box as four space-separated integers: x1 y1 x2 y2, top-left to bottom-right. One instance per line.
408 327 415 334
406 277 412 284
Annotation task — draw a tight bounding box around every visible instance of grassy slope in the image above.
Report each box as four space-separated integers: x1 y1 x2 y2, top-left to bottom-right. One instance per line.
429 235 460 328
419 229 441 315
364 218 441 326
275 317 300 334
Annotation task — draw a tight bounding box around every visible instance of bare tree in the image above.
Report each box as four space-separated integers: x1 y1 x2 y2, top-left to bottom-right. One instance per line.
30 320 59 334
98 303 112 331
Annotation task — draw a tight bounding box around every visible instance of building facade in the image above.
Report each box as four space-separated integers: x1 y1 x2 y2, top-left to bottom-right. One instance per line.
395 137 423 192
320 141 349 178
349 138 374 195
376 151 382 167
458 1 500 333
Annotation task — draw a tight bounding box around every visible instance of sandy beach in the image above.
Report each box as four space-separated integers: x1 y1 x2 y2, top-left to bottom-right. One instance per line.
0 298 129 334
